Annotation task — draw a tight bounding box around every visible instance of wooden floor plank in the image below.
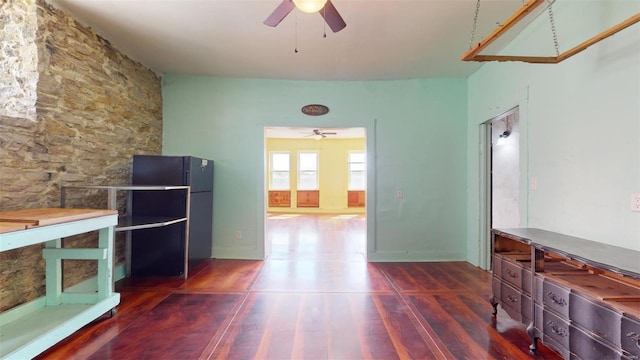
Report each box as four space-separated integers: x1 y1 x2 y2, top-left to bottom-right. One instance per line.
408 293 494 358
88 293 241 359
37 291 171 359
252 259 394 293
182 259 264 292
36 214 560 360
434 293 532 359
377 262 464 292
458 293 561 359
369 294 439 359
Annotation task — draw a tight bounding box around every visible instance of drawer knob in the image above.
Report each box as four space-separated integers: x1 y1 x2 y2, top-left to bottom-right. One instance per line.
547 320 568 338
507 294 518 303
506 269 519 278
546 291 567 307
627 331 640 350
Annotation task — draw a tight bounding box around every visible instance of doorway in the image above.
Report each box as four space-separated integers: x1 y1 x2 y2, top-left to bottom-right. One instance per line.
491 109 520 229
479 107 521 269
263 126 368 261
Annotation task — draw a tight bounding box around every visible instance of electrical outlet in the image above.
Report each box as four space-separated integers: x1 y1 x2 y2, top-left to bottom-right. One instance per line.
530 177 538 191
632 193 640 212
396 189 403 198
235 230 242 240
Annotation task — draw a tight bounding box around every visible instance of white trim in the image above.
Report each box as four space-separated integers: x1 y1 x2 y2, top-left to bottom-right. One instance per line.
478 121 492 270
261 119 376 262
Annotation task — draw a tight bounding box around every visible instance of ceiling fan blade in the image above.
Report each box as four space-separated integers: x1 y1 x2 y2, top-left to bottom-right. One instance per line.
323 132 337 135
319 0 346 33
264 0 296 27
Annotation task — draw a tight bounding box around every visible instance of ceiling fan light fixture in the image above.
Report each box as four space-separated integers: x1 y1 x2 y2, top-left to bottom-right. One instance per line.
293 0 327 13
264 0 346 33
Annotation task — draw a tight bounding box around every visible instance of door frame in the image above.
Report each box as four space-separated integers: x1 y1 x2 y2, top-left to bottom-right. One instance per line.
259 120 377 261
479 105 525 270
479 120 492 270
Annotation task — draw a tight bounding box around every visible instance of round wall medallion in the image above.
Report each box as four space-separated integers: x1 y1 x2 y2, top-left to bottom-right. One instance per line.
301 104 329 116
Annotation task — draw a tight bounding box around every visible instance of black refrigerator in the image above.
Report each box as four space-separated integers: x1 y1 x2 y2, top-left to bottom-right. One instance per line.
131 155 214 276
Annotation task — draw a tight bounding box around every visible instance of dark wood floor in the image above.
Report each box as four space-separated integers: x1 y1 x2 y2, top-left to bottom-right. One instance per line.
37 214 561 359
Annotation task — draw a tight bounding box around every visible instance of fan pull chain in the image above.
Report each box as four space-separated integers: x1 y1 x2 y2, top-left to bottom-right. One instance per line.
294 11 299 53
323 6 327 38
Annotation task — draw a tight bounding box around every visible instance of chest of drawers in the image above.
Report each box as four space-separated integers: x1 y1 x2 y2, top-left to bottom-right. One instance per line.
491 229 640 359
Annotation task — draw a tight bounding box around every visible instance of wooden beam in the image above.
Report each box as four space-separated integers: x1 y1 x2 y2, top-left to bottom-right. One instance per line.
556 13 640 62
471 55 558 63
461 3 640 65
461 0 546 61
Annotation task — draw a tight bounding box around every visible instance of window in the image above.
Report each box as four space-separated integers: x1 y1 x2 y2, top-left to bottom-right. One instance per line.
348 151 366 190
270 152 290 190
298 152 318 190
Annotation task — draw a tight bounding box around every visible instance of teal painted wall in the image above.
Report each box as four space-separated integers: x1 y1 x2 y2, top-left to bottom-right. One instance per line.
162 77 468 261
467 1 640 265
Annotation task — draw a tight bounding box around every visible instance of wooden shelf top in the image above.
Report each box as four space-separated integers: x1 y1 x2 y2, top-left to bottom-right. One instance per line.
0 208 118 228
0 222 29 234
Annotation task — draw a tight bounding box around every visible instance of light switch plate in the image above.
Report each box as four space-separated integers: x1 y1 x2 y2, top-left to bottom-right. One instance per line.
632 193 640 212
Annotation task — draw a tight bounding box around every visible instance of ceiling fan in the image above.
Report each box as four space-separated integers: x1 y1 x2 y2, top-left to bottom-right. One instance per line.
305 129 337 139
264 0 347 33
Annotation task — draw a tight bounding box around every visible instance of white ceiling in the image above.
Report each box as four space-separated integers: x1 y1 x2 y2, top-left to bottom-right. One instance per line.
48 0 529 81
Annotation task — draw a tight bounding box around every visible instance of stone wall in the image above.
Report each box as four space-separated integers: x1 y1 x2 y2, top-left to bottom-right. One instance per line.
0 0 38 121
0 0 163 311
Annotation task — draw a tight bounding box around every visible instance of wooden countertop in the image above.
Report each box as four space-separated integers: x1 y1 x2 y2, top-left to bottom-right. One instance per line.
0 208 118 233
0 222 29 234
